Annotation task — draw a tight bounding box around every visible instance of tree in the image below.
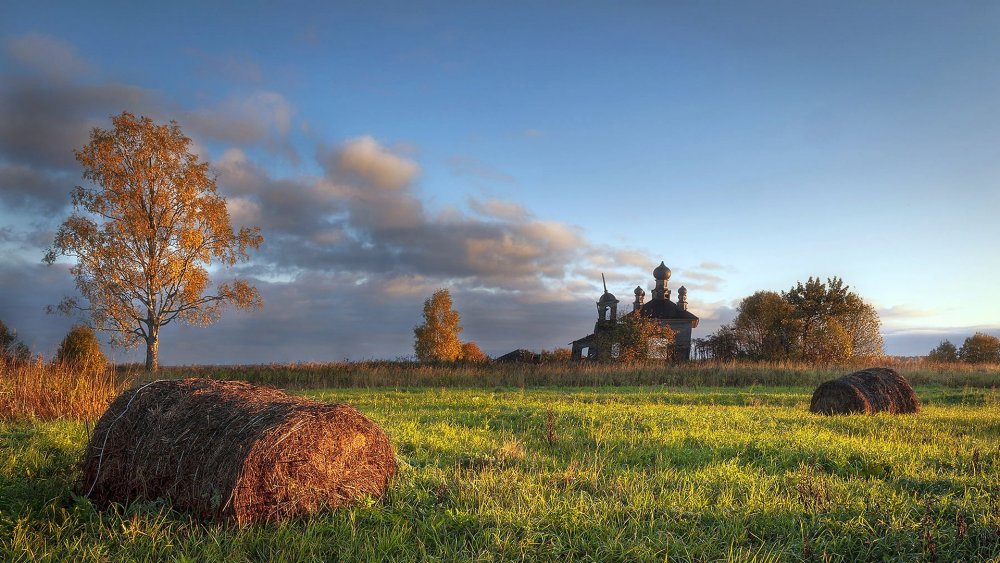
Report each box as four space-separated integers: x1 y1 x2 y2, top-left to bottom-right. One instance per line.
44 112 263 371
700 324 740 361
460 341 489 363
958 332 1000 364
619 313 676 363
0 320 32 363
839 296 884 360
782 277 883 363
808 317 853 364
709 276 883 364
54 325 108 370
927 340 958 363
732 291 795 360
413 289 463 362
595 313 676 363
783 277 851 362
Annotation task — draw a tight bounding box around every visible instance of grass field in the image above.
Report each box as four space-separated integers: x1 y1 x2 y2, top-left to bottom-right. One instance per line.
3 384 1000 561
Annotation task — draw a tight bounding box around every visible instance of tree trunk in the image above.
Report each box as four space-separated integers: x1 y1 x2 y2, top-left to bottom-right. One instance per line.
145 335 159 372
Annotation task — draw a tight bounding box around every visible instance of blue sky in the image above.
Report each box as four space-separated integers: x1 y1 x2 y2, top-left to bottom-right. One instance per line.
1 2 998 362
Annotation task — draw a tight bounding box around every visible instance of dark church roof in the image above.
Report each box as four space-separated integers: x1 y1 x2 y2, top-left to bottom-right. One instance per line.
640 299 699 327
496 349 540 364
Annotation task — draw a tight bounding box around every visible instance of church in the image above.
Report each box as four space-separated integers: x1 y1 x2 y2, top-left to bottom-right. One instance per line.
570 261 699 361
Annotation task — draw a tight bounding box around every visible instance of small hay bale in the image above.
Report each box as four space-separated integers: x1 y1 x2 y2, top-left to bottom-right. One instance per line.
80 378 396 525
809 367 919 415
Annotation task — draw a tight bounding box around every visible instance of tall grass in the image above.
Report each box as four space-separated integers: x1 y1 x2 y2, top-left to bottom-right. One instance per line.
141 358 1000 390
0 359 130 422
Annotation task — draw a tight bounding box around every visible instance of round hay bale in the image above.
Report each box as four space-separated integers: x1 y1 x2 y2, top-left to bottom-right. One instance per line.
80 378 396 525
809 367 919 415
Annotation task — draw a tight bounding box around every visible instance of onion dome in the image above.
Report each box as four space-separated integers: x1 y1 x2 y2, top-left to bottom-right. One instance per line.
599 290 618 304
653 261 671 281
634 285 645 297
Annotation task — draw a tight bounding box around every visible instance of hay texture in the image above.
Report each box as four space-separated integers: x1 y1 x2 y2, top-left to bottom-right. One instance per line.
810 367 919 415
80 378 396 525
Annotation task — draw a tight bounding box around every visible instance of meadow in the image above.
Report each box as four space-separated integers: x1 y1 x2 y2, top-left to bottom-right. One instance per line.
3 362 1000 561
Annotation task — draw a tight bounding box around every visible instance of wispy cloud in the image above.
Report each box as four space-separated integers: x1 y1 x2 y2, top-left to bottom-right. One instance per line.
5 33 91 81
446 155 514 183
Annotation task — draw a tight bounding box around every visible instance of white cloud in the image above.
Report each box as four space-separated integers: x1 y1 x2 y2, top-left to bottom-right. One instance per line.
334 136 420 190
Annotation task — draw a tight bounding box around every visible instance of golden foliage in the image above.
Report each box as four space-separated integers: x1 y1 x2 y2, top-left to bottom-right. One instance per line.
413 289 463 362
460 341 489 363
45 112 263 370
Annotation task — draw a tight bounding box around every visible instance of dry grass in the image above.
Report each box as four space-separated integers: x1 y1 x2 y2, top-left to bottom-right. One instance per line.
137 358 1000 390
0 358 130 422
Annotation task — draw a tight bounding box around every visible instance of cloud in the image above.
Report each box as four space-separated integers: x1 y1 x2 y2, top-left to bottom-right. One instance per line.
0 77 156 169
523 129 544 138
5 33 91 81
446 155 514 183
677 269 725 292
182 91 297 162
0 163 74 212
330 136 419 190
0 36 688 362
882 326 1000 357
877 305 933 321
468 197 530 221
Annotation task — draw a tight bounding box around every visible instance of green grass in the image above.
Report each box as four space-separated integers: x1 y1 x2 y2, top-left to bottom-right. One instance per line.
3 385 1000 561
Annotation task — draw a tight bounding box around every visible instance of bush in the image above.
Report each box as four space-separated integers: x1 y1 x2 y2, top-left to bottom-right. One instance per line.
54 325 107 371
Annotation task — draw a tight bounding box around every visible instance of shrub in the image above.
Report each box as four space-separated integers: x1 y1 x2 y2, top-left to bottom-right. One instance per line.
54 325 107 371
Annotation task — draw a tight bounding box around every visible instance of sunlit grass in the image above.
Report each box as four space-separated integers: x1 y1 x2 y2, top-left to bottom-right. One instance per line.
0 359 130 422
2 385 999 561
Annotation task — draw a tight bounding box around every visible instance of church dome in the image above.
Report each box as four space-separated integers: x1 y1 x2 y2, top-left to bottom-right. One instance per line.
634 285 645 297
598 290 618 304
653 261 671 281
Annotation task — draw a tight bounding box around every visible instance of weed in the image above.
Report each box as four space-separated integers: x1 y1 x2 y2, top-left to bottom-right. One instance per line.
545 407 556 446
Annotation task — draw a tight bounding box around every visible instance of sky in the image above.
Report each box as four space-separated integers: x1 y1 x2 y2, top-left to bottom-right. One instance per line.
1 1 998 363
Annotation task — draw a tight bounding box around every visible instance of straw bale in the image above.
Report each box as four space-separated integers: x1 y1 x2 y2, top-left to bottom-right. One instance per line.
810 367 919 415
80 378 396 525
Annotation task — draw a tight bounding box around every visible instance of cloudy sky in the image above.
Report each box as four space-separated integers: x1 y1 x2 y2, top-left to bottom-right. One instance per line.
1 2 998 363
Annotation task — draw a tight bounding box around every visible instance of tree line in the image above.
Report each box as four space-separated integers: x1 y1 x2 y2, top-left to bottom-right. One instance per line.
695 277 884 363
927 333 1000 364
